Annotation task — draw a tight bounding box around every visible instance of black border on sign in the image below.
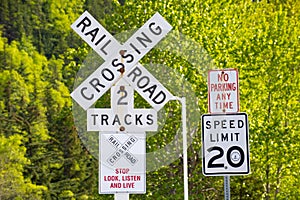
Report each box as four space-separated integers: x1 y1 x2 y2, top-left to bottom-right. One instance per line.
208 69 240 114
201 113 250 176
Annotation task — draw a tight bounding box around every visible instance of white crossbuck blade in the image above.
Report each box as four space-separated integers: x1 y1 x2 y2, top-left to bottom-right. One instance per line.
71 11 174 111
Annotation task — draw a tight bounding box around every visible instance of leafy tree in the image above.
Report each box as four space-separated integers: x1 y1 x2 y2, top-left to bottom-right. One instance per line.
0 134 47 199
45 107 98 199
0 32 99 199
0 0 85 57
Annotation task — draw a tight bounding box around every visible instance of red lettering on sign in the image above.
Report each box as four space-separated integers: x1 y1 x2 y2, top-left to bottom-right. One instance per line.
216 93 231 101
123 182 135 188
122 175 141 181
210 83 236 92
215 102 234 110
218 72 229 82
104 176 119 181
110 183 121 188
217 72 229 82
115 168 130 174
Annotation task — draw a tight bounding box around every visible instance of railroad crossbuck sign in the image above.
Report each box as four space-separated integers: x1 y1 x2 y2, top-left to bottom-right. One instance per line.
71 11 173 111
71 11 174 194
202 113 250 176
208 69 239 113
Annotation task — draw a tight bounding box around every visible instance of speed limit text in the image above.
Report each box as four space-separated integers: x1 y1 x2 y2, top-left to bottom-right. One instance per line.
205 119 244 130
205 119 245 142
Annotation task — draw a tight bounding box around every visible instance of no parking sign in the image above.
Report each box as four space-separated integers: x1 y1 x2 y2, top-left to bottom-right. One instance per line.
208 69 239 113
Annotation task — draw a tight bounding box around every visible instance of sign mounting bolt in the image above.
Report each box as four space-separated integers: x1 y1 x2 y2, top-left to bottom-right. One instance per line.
118 67 125 74
119 50 126 56
120 126 125 131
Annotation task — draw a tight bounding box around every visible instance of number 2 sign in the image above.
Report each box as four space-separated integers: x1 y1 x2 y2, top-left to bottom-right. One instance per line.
87 78 158 132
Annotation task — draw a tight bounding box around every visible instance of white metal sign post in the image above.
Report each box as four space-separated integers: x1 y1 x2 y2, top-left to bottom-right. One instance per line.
70 11 193 200
203 68 250 200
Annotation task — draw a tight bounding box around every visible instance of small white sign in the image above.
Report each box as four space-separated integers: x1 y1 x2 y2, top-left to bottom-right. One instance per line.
202 113 250 176
110 78 134 110
87 108 157 132
100 133 146 194
71 12 172 110
208 69 239 113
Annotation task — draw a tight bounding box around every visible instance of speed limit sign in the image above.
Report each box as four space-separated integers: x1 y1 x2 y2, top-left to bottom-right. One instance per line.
202 113 250 176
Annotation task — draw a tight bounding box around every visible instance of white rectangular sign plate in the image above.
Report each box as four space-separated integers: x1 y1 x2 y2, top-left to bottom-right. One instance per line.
208 69 239 113
87 108 157 132
71 12 172 110
202 113 250 176
100 133 146 194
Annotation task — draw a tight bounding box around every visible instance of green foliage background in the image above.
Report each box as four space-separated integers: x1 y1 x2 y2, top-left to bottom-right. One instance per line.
0 0 299 199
